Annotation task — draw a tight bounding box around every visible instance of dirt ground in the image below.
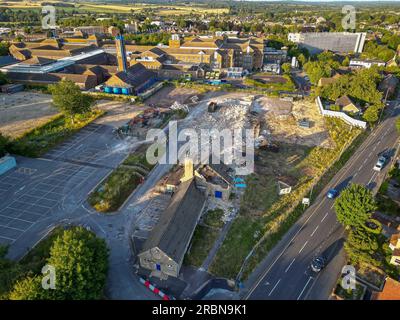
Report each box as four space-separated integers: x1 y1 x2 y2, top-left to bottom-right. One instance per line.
256 97 333 148
95 100 145 128
0 92 59 138
144 85 200 108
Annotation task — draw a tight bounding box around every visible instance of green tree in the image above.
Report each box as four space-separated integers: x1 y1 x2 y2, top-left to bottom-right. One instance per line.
48 80 93 123
0 42 9 56
342 56 350 67
9 227 108 300
9 276 46 300
0 71 8 85
45 227 108 300
363 105 381 123
281 63 291 74
0 245 24 299
334 184 377 228
0 133 9 158
297 53 307 67
344 228 382 267
303 61 332 84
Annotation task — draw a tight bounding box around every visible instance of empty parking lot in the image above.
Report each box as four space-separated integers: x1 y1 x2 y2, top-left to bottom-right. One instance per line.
0 110 131 248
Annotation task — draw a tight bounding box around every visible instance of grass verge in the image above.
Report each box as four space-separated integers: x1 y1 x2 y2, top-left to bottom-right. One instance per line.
88 147 154 213
9 110 104 157
184 226 220 268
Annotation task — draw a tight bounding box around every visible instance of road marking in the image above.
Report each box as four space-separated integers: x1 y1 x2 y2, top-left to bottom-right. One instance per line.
268 279 281 296
297 276 313 300
310 225 319 237
285 258 296 273
321 212 329 222
299 241 308 253
367 172 377 186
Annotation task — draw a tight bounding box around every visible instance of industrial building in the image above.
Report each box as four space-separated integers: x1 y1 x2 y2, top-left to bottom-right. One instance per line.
288 32 366 55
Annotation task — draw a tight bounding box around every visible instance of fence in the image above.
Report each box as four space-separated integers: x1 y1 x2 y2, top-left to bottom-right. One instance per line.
316 96 367 129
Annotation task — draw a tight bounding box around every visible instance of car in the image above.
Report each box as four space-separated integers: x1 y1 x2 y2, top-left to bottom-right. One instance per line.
327 188 339 199
373 155 388 172
311 256 326 273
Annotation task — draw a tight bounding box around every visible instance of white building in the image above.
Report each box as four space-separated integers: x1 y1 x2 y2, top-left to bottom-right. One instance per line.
349 59 386 69
288 32 367 54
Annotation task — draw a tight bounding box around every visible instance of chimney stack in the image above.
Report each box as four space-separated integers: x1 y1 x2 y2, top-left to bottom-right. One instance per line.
115 35 128 72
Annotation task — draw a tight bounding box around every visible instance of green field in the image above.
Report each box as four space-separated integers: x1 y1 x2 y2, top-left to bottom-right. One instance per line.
0 1 229 16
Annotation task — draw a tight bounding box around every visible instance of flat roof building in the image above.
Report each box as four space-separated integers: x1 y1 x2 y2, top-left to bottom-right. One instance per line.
288 32 366 55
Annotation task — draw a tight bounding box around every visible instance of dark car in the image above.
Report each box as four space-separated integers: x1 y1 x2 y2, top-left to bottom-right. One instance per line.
327 188 339 199
311 256 326 273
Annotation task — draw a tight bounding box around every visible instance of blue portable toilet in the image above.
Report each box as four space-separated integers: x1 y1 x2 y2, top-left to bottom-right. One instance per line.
215 191 222 198
104 87 112 93
113 87 121 94
121 88 129 95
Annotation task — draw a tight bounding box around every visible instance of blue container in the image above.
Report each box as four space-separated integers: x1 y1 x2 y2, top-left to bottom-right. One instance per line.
0 156 16 176
121 88 129 95
104 87 112 93
113 87 121 94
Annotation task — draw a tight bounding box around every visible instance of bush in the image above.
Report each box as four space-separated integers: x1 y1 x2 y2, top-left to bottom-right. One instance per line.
0 133 10 158
9 226 109 300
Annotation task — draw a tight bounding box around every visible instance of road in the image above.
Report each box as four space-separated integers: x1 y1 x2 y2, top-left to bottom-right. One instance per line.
241 102 400 300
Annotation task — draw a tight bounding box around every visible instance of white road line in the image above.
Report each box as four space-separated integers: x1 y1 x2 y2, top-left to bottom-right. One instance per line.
299 241 308 254
268 279 281 296
285 258 296 273
321 212 329 222
297 276 313 300
368 171 377 184
0 234 16 241
310 226 319 237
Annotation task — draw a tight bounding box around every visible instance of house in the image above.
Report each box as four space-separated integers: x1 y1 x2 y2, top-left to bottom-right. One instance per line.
137 178 206 279
372 278 400 300
389 232 400 251
349 58 386 69
195 160 234 201
335 95 361 114
389 230 400 266
390 249 400 266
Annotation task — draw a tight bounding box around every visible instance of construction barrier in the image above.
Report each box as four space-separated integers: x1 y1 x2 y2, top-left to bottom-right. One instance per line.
139 277 173 300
